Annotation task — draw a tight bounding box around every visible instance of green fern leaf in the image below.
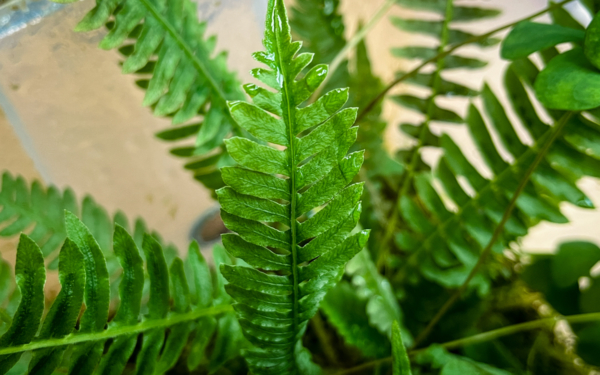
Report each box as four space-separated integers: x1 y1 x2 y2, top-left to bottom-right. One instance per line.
380 3 600 294
51 0 246 191
391 0 500 165
392 60 600 293
392 321 412 375
0 172 177 268
289 0 349 94
346 250 411 344
320 282 389 358
0 235 45 373
0 255 11 333
289 0 403 348
216 0 369 373
0 216 236 374
28 238 85 374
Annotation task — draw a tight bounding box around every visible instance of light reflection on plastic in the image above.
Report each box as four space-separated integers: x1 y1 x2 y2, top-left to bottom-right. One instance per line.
0 0 64 40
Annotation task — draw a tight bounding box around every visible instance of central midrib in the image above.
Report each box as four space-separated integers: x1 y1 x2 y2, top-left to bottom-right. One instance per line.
272 16 301 357
395 124 558 283
0 304 233 356
138 0 246 135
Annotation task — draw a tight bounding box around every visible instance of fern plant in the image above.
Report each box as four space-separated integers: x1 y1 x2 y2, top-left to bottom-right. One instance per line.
4 0 600 374
0 212 239 375
56 0 246 190
214 0 369 372
369 0 600 296
390 0 500 177
370 0 503 276
0 172 177 268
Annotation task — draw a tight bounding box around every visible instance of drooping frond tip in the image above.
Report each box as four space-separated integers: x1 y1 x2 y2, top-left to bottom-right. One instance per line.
216 0 369 373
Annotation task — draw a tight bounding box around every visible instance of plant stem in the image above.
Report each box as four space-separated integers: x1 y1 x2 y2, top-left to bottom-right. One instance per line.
311 0 396 102
412 112 574 348
356 0 575 123
422 312 600 352
0 304 232 356
274 11 302 352
332 312 600 375
375 0 454 272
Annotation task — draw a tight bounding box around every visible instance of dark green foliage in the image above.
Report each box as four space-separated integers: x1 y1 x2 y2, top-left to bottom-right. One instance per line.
415 345 511 374
376 1 600 298
501 21 585 60
0 235 45 373
523 241 600 367
373 0 503 289
0 215 239 375
290 0 348 92
387 65 600 294
216 0 369 373
503 10 600 111
346 249 409 344
320 282 389 358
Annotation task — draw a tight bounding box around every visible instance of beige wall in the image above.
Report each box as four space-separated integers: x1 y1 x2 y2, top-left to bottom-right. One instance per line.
0 0 265 263
0 0 599 267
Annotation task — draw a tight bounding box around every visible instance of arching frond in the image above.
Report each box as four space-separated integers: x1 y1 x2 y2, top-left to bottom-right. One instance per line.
54 0 246 191
394 60 600 292
290 0 349 93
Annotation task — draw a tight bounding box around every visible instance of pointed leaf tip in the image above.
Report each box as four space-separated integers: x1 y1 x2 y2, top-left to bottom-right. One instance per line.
392 321 412 375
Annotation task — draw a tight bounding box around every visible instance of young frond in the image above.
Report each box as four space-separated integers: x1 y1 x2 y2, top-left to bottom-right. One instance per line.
215 0 369 373
0 213 237 375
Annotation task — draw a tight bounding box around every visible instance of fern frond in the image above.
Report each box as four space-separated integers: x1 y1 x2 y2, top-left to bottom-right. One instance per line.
377 3 600 293
320 281 390 359
416 345 511 374
0 172 176 267
54 0 246 191
392 321 412 375
0 214 238 375
391 0 500 170
215 0 369 373
290 0 349 93
393 61 600 292
346 250 411 344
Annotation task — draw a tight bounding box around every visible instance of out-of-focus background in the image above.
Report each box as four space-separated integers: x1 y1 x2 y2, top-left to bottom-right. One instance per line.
1 0 599 265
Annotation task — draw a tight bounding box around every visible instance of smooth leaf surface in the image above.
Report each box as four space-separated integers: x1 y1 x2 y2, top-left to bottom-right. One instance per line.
392 321 412 375
501 21 585 60
0 235 45 373
535 48 600 110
